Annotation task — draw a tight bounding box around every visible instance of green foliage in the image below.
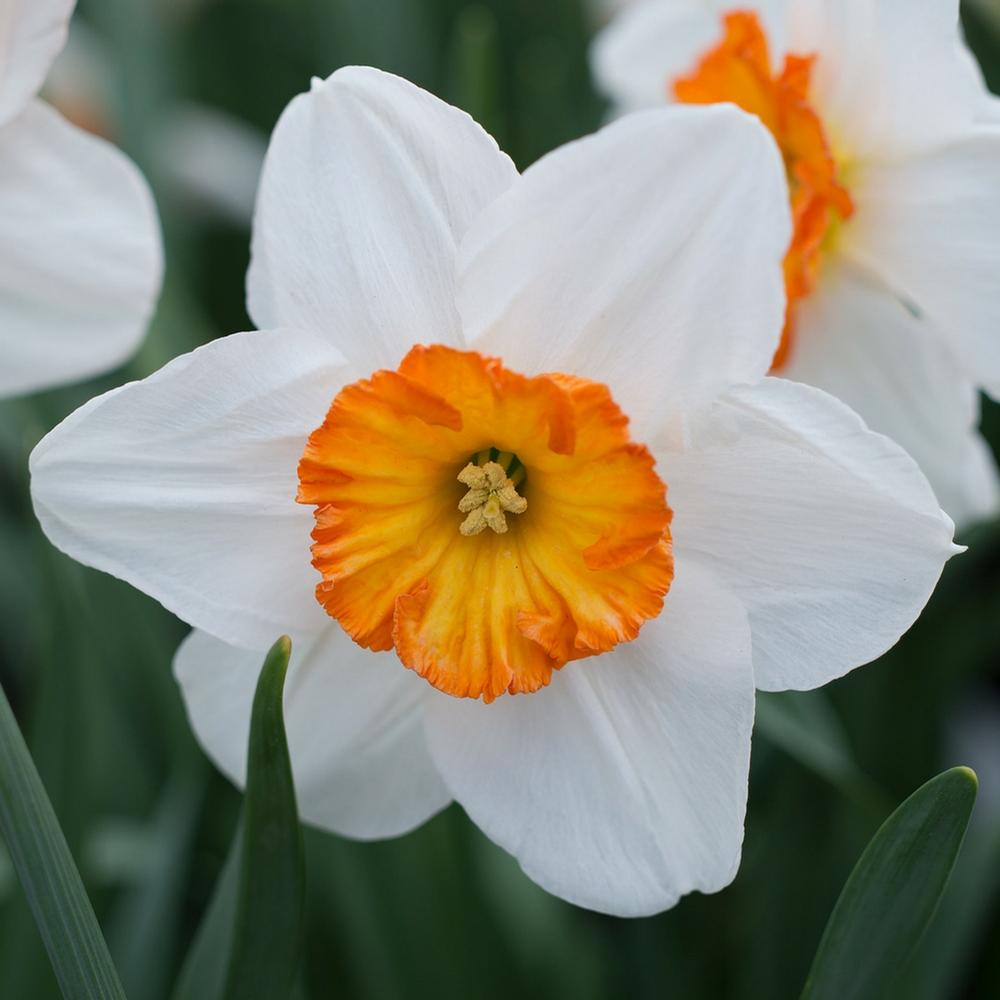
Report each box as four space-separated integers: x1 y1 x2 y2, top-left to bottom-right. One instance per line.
174 638 304 1000
223 637 304 1000
802 768 979 1000
0 682 127 1000
171 830 240 1000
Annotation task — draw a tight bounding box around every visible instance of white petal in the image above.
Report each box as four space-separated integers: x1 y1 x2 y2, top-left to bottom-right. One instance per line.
175 628 450 839
955 35 1000 123
590 2 721 112
31 327 346 648
665 377 957 692
838 128 1000 397
981 95 1000 125
787 0 985 158
783 261 1000 530
0 101 162 398
457 104 790 439
425 563 755 917
247 66 517 370
0 0 73 125
591 0 791 113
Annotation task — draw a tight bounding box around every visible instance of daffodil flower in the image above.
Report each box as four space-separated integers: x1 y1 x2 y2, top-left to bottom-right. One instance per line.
31 68 957 916
593 0 1000 527
0 0 162 398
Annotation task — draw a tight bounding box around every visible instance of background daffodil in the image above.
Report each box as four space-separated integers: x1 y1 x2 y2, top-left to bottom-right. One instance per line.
593 0 1000 528
0 0 162 398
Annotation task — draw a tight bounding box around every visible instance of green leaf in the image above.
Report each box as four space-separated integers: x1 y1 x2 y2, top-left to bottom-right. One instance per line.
170 828 241 1000
223 636 304 1000
801 766 978 1000
107 768 206 1000
893 818 1000 1000
0 681 127 1000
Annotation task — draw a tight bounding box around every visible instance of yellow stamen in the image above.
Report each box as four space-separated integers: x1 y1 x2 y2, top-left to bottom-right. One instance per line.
457 461 527 536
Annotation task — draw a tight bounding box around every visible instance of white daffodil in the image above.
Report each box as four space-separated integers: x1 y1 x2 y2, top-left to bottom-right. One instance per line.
593 0 1000 528
31 68 956 916
0 0 162 398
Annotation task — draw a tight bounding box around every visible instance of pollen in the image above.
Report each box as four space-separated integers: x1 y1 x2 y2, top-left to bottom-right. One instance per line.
457 460 528 536
673 10 854 369
296 345 673 703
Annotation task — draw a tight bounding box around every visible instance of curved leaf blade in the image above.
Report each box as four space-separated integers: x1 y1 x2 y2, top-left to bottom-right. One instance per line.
223 636 304 1000
171 827 241 1000
0 681 127 1000
801 766 978 1000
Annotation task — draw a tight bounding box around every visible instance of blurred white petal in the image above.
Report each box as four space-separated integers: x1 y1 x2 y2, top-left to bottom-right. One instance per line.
590 2 720 111
787 0 984 157
784 261 1000 529
840 128 1000 398
0 100 162 397
0 0 73 126
590 0 790 111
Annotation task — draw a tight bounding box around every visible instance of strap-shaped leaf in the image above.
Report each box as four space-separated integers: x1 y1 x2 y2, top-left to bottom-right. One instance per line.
171 828 241 1000
223 636 305 1000
0 682 127 1000
801 766 978 1000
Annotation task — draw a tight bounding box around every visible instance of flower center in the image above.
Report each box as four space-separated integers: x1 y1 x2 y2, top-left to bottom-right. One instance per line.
297 345 673 702
673 9 854 369
457 451 528 536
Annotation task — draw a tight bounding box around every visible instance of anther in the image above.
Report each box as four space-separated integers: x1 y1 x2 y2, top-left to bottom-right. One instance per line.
457 461 527 535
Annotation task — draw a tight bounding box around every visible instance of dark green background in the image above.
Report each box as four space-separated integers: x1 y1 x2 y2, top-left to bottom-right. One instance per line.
2 1 999 996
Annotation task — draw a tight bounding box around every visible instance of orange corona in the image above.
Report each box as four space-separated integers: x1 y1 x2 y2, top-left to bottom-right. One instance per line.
297 345 673 702
674 10 853 368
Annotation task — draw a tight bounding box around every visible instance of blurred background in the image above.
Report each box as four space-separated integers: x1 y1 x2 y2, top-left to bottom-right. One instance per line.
2 1 1000 997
